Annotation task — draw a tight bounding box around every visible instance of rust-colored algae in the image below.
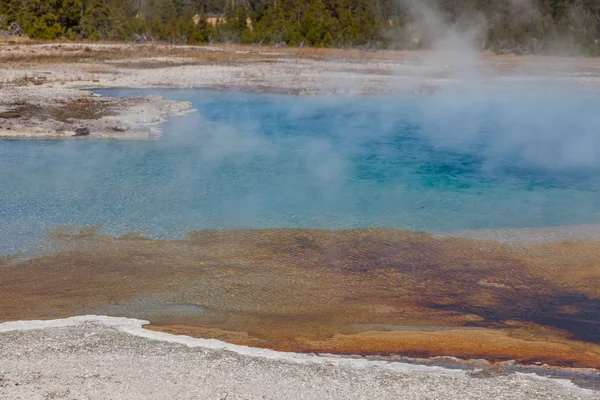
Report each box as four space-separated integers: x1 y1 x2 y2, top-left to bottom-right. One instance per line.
1 228 599 368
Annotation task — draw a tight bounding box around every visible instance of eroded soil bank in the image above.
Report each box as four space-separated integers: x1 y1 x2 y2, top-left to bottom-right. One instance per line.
1 228 598 370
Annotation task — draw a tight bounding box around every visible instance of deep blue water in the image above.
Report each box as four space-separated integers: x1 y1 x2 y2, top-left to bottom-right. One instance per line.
2 87 600 254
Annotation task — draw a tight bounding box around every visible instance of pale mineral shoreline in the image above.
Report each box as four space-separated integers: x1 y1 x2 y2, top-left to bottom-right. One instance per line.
0 86 194 140
0 315 598 400
3 42 600 140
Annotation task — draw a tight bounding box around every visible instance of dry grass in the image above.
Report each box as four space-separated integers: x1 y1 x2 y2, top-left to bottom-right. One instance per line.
53 98 114 121
0 46 271 67
4 74 47 86
0 37 599 71
0 98 114 122
0 40 425 67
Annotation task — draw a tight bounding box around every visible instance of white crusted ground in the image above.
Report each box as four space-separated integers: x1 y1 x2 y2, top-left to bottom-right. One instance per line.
2 43 600 139
0 316 597 400
0 86 193 139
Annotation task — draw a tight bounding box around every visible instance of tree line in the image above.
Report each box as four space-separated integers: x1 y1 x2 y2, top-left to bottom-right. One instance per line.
1 0 599 54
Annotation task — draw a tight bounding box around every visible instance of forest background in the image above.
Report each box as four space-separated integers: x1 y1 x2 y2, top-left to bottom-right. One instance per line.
1 0 599 55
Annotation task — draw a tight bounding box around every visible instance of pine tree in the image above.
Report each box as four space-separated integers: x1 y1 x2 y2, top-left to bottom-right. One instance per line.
58 0 83 31
5 0 66 39
235 2 247 34
178 15 196 42
173 0 184 18
323 30 333 46
81 0 112 39
190 10 210 43
164 18 177 42
150 15 166 39
107 5 135 40
356 0 380 45
224 0 235 26
1 0 23 28
300 0 327 45
272 2 286 43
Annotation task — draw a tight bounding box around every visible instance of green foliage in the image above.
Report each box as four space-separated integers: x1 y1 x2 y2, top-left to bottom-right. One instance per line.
0 0 599 54
177 15 196 42
223 0 235 27
4 0 67 39
300 0 327 45
81 0 112 40
193 0 226 14
235 3 247 34
240 26 254 43
189 12 214 43
107 7 131 40
323 30 333 46
150 16 165 40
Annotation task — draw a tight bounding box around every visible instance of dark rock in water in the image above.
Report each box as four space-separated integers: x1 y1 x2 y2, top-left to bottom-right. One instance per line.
73 127 90 136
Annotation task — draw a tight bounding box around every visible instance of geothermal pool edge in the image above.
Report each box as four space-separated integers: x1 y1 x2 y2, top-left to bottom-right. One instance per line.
0 315 598 400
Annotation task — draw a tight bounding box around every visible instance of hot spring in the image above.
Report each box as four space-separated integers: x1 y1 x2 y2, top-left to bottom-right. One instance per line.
2 86 600 368
2 86 600 254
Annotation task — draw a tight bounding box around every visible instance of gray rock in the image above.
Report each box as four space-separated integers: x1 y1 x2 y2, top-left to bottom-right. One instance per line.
73 127 90 136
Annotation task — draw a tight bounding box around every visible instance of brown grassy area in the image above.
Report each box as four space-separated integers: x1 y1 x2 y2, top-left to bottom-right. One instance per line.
0 39 426 66
53 98 115 121
2 37 600 78
0 98 114 121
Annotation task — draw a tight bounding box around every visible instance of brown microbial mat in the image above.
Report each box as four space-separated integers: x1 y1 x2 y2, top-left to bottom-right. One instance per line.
1 228 599 368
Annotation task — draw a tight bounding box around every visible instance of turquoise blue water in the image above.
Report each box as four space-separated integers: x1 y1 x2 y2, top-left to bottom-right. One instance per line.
2 87 600 254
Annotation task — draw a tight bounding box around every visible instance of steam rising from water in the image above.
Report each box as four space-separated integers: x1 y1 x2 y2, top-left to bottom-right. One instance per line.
1 85 600 255
394 0 591 59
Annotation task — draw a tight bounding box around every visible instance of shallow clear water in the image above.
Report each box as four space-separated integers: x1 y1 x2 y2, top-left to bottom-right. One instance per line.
2 87 600 254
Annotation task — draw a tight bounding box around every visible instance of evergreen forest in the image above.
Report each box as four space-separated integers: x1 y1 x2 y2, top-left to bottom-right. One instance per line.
1 0 600 54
